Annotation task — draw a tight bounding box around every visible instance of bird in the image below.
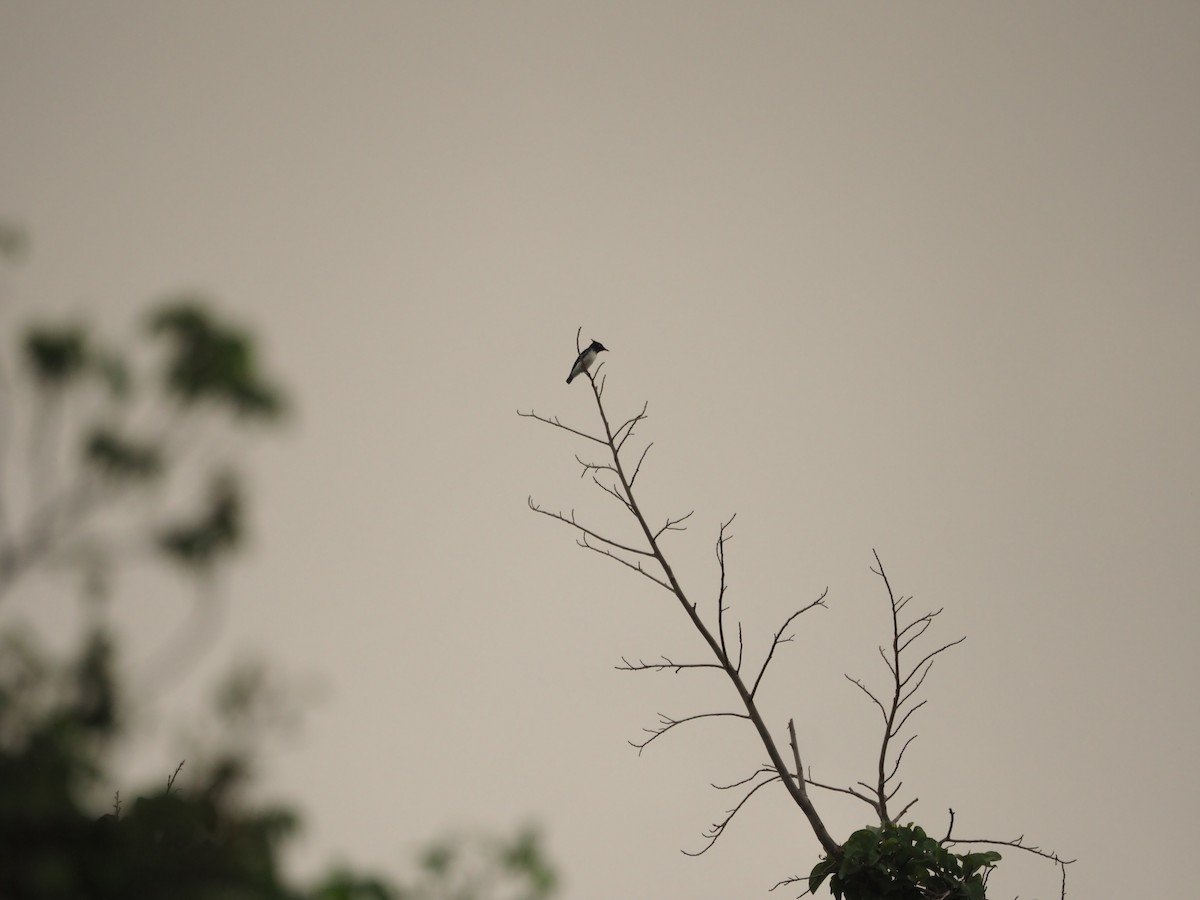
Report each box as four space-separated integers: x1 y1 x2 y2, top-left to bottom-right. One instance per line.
566 340 607 384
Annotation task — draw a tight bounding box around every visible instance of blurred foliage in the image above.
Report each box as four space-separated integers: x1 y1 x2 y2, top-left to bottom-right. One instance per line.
147 301 286 419
23 326 89 387
0 627 558 900
311 827 557 900
0 626 302 900
2 297 289 596
84 427 163 481
157 472 243 571
0 284 557 899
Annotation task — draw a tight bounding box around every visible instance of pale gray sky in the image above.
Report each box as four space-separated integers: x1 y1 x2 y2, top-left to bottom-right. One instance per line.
2 3 1198 897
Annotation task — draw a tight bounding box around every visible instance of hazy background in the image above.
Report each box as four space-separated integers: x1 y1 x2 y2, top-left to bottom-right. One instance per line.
3 2 1198 897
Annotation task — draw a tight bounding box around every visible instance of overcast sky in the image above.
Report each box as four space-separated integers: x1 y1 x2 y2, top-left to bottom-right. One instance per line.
2 3 1198 898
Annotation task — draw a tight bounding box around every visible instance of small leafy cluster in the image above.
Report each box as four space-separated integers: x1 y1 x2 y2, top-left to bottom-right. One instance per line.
0 625 299 900
13 299 286 576
23 327 90 386
85 428 163 480
0 625 558 900
2 263 558 897
147 303 285 418
809 824 1000 900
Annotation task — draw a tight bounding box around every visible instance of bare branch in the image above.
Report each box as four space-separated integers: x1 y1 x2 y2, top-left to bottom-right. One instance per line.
769 875 813 897
653 510 694 541
166 759 185 794
896 609 940 653
946 827 1076 897
751 590 828 698
883 734 918 785
574 453 618 478
877 643 897 680
712 766 776 791
845 674 888 721
590 474 633 512
630 710 750 754
943 807 956 842
944 835 1076 866
803 773 882 817
577 534 672 592
715 518 733 659
897 656 939 710
893 797 918 821
893 698 928 736
788 720 805 788
856 550 965 824
523 334 845 860
614 401 649 454
527 497 653 557
615 656 724 674
518 408 608 445
682 772 782 857
899 636 967 689
629 441 653 487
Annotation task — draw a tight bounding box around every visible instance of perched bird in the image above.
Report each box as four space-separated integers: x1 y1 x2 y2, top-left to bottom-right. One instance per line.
566 340 608 384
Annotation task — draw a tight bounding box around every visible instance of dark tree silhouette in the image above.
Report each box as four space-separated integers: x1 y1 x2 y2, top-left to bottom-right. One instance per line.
522 330 1070 899
0 233 557 900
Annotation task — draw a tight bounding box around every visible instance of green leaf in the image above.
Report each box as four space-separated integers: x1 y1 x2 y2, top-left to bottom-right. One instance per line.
814 823 1002 900
23 326 88 386
84 428 162 480
147 299 287 420
809 857 837 895
961 850 1002 877
157 473 242 570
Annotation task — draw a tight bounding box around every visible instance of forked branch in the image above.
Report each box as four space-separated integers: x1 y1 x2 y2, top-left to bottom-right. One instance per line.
522 338 841 859
630 710 751 754
943 808 1075 900
843 551 966 824
523 334 1069 897
682 770 783 857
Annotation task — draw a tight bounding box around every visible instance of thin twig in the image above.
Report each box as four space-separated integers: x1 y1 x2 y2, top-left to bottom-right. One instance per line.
711 766 776 791
521 336 844 860
845 551 965 824
652 510 694 541
844 675 887 721
517 409 607 445
629 442 653 487
768 874 813 897
803 773 882 817
166 759 186 794
615 656 724 674
942 809 1074 899
576 534 672 592
751 590 828 698
682 772 782 857
715 517 735 659
527 497 653 557
630 710 751 754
